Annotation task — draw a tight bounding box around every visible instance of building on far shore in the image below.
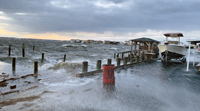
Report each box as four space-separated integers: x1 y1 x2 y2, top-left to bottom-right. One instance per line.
70 39 81 43
87 40 95 44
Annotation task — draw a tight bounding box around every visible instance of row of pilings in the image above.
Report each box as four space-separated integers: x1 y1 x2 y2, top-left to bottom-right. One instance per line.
76 52 154 78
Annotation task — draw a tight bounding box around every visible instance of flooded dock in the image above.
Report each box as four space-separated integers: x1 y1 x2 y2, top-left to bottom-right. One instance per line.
0 61 200 111
0 37 200 111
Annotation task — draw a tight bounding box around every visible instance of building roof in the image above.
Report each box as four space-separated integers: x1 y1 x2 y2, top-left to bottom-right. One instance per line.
187 39 200 44
164 33 183 37
129 37 160 43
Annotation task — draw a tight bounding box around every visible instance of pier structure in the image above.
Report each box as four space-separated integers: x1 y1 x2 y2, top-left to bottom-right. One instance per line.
76 37 160 77
115 37 160 62
186 40 200 71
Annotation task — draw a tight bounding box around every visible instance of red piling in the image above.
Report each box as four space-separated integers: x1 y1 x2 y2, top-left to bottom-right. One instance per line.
103 64 115 84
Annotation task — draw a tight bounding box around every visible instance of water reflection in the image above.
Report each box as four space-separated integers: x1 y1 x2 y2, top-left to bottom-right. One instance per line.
12 71 16 76
103 84 115 92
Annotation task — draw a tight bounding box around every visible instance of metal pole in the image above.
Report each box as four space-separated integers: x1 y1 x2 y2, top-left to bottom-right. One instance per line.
186 42 191 71
193 44 196 66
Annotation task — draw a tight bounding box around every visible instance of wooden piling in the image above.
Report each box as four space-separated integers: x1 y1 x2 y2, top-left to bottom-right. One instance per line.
82 61 88 72
107 59 112 65
137 56 139 63
22 43 25 57
128 54 130 61
122 53 124 59
12 57 16 72
8 45 11 57
140 55 143 62
34 61 38 74
33 46 35 51
117 53 119 58
96 60 101 70
42 53 44 62
117 58 121 66
123 57 128 65
63 54 66 62
130 57 134 64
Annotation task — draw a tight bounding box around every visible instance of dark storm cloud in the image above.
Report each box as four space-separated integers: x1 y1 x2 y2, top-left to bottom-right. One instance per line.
0 0 200 34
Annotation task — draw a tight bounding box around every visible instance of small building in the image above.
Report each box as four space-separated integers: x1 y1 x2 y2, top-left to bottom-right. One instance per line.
70 39 81 43
103 40 111 44
87 40 95 44
129 37 160 58
95 40 103 44
81 40 87 44
129 37 160 51
124 41 132 45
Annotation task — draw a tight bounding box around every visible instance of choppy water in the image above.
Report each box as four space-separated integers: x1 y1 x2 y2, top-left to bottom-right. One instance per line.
0 37 131 69
0 37 131 86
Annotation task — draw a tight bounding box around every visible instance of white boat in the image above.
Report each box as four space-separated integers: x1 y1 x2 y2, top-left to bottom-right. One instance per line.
158 33 187 63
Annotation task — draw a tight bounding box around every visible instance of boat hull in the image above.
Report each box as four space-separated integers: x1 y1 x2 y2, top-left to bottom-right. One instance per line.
158 45 186 56
158 45 187 61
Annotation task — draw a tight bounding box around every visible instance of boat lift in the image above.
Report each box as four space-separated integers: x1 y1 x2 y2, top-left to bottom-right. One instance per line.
186 40 200 71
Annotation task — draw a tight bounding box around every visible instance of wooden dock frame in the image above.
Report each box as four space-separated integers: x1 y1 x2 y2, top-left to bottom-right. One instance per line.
76 37 160 78
76 60 153 78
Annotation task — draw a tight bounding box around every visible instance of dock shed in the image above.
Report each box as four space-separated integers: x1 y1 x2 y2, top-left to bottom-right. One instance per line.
129 37 160 57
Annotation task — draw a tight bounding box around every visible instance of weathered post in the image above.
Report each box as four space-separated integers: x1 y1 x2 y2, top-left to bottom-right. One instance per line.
130 57 134 64
117 53 119 58
33 46 35 51
140 52 144 62
82 61 88 72
12 57 16 72
117 58 121 66
22 43 25 57
96 60 101 70
137 56 139 63
134 55 137 63
123 57 128 65
128 54 130 61
42 53 44 62
34 61 38 74
8 45 11 57
63 54 66 62
107 59 112 65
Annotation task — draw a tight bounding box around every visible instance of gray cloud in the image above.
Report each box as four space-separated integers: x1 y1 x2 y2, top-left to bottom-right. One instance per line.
0 0 200 34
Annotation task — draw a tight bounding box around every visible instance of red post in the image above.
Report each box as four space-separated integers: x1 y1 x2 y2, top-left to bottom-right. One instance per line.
103 64 115 84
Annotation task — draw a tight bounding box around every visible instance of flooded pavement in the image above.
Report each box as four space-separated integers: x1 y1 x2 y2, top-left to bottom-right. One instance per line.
0 60 200 111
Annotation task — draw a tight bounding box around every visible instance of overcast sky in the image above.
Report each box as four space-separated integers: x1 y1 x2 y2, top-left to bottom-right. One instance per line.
0 0 200 42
